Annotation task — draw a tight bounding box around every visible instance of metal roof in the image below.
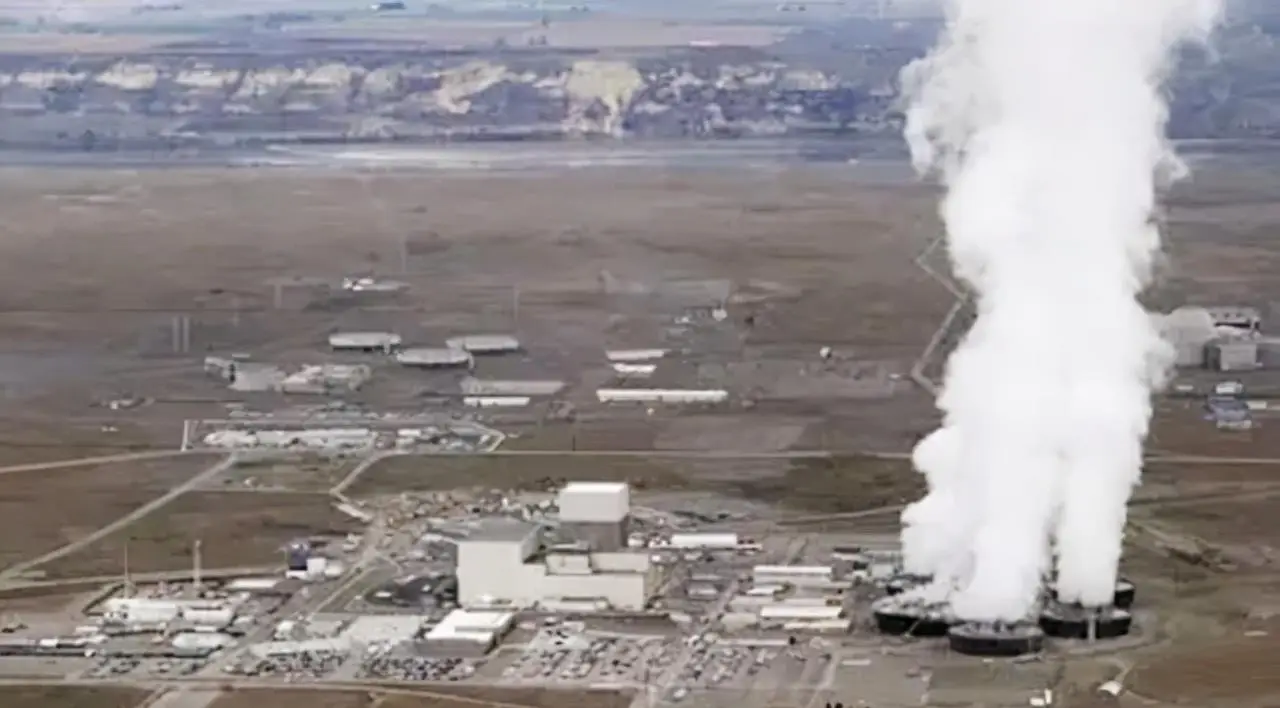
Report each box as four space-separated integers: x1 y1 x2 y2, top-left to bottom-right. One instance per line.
445 334 521 353
328 332 402 348
396 347 473 366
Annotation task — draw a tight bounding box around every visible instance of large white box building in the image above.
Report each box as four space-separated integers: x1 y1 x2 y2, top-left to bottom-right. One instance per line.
557 481 630 551
456 484 659 611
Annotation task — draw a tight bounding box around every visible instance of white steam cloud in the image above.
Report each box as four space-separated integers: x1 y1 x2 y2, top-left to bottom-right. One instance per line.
899 0 1221 622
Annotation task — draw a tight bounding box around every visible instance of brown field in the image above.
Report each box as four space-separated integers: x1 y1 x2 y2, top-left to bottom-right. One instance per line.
216 455 361 493
1148 400 1280 458
349 452 918 514
0 685 151 708
347 453 692 497
1128 627 1280 705
1148 495 1280 547
39 490 360 578
0 453 222 572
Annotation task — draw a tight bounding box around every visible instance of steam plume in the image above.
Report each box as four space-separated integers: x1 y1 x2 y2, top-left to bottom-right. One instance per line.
899 0 1220 621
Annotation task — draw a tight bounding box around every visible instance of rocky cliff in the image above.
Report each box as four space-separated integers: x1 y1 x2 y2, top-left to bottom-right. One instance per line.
0 35 1276 151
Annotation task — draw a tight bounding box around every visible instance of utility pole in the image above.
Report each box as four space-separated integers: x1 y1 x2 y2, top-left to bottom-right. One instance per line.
123 538 132 598
192 539 203 596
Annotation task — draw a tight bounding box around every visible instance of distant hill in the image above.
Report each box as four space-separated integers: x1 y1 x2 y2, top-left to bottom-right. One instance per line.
0 20 1278 152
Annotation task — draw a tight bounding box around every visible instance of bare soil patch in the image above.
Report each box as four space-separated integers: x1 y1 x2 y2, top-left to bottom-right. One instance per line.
0 453 222 572
0 685 151 708
1128 629 1280 705
350 452 918 515
40 490 359 578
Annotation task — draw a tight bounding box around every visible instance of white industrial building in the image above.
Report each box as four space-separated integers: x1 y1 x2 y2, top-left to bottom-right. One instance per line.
460 377 565 397
463 396 532 408
329 332 402 352
101 598 236 628
171 632 234 651
1207 336 1260 372
445 335 521 354
596 389 728 404
249 637 351 659
606 349 668 362
752 565 835 588
396 347 474 368
279 364 371 394
611 363 657 378
201 427 377 452
456 484 658 611
341 615 430 648
424 609 514 655
665 533 739 549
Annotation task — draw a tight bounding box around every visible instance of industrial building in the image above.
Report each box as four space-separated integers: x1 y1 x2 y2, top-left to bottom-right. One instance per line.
1206 306 1262 332
595 389 729 404
100 598 236 629
455 483 658 611
279 364 371 393
606 349 668 362
463 396 532 408
752 565 835 588
1207 336 1260 372
202 427 376 452
460 377 565 397
341 615 430 648
663 533 739 549
423 609 514 656
396 347 474 369
445 335 521 354
249 637 350 659
205 357 370 393
328 332 402 353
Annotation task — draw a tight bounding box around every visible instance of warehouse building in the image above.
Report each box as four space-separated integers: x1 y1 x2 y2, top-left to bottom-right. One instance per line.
423 609 514 656
456 484 658 611
596 389 729 404
445 335 521 354
1206 306 1262 333
1207 337 1260 372
396 347 474 369
328 332 402 353
460 377 565 397
752 565 835 588
341 615 430 649
557 481 630 551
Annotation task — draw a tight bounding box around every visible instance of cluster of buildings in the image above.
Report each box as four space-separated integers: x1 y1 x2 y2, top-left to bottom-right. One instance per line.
205 357 372 394
456 482 662 613
1160 305 1280 372
720 564 852 633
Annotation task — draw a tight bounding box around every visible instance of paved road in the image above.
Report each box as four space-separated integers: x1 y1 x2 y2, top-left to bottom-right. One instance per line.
0 449 191 476
0 454 235 583
0 565 278 592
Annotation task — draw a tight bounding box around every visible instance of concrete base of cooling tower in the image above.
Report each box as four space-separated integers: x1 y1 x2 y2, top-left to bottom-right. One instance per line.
1039 604 1133 641
948 622 1045 657
1049 578 1136 610
885 573 933 596
872 585 953 637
